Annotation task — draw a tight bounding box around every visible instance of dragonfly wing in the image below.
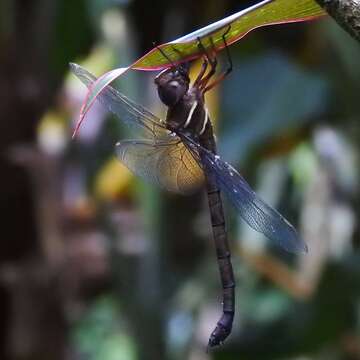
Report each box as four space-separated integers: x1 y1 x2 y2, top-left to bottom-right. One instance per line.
71 64 168 138
116 138 204 194
185 138 307 254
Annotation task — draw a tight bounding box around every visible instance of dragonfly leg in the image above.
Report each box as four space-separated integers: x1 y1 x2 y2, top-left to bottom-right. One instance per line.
196 37 218 90
171 45 183 58
203 25 233 93
222 25 233 73
193 57 208 87
154 43 176 67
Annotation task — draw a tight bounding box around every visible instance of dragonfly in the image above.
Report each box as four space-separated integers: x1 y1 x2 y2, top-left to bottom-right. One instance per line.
70 33 307 349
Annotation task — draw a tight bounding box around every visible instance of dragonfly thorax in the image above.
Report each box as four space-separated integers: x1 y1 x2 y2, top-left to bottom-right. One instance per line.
164 90 209 138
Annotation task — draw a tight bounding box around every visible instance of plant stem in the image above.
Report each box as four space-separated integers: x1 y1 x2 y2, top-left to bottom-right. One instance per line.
315 0 360 42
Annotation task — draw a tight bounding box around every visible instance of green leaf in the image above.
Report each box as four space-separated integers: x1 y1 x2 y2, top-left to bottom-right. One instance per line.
131 0 326 70
71 0 326 137
70 63 129 138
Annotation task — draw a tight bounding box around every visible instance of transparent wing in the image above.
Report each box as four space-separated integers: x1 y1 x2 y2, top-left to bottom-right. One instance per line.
70 63 168 138
116 138 204 194
184 137 307 254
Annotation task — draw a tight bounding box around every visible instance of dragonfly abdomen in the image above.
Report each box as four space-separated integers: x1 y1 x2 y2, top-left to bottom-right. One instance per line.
205 182 235 348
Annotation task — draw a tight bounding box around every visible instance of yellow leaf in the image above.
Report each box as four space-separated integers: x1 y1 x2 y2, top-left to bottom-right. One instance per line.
94 157 133 200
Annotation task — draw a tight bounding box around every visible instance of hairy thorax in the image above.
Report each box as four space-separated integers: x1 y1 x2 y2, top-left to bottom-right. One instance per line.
166 87 209 136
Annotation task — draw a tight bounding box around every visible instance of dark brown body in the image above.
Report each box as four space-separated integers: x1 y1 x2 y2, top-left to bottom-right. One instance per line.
155 61 235 347
72 49 306 349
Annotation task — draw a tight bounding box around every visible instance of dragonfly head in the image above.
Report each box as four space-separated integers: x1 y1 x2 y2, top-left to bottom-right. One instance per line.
154 62 190 107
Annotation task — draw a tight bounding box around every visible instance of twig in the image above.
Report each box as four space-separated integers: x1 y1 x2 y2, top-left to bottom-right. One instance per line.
315 0 360 42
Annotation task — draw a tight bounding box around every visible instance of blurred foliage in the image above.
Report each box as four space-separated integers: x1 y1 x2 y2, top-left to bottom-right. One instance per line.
72 295 136 360
51 0 95 79
219 51 328 164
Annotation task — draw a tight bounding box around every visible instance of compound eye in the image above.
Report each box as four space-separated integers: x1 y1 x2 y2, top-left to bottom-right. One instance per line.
155 68 170 81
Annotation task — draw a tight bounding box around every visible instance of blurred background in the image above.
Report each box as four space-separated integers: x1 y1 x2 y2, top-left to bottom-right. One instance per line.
1 1 360 359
